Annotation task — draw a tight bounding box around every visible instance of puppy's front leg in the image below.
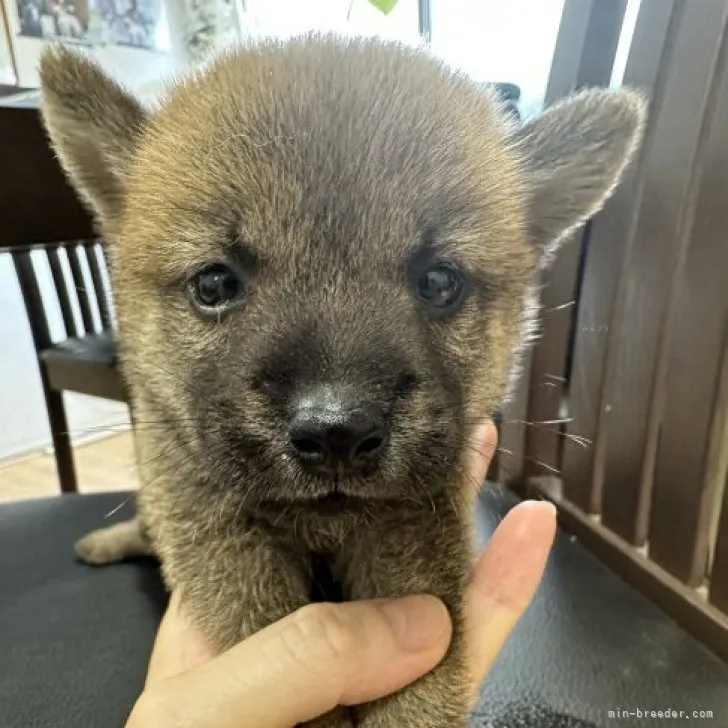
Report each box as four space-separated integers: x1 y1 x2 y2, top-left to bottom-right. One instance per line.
162 524 354 727
164 522 310 648
340 499 473 728
75 517 153 565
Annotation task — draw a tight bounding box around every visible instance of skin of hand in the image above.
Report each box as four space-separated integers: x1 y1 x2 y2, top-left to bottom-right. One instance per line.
126 422 557 728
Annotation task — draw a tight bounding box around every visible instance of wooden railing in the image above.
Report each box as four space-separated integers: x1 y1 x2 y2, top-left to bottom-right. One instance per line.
499 0 728 661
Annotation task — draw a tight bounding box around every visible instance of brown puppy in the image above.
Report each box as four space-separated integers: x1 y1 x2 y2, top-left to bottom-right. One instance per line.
40 35 645 727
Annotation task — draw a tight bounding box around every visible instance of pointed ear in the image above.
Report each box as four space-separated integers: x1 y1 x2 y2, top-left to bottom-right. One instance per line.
517 88 647 257
39 46 147 222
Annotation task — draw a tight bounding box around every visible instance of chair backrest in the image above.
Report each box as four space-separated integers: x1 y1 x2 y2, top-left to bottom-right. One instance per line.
499 0 728 661
11 240 115 354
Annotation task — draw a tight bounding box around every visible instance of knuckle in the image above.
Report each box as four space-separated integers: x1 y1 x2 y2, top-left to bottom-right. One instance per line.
288 603 363 665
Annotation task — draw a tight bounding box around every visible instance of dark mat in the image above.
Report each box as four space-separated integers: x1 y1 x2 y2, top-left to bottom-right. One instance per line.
1 487 726 727
474 486 728 727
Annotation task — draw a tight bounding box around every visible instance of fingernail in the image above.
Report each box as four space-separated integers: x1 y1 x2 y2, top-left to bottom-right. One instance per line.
509 501 558 573
472 500 557 614
379 595 452 653
513 500 557 537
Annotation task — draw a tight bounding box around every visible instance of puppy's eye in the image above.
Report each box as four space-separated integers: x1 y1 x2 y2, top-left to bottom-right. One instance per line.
416 264 464 312
190 264 242 310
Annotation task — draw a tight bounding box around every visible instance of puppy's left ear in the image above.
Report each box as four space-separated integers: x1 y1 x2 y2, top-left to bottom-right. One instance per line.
517 88 647 258
39 45 147 223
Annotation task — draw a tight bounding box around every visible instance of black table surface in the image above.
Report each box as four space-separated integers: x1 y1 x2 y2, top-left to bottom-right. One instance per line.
1 485 727 728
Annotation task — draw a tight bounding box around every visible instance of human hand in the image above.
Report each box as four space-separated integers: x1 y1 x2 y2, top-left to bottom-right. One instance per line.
126 422 557 727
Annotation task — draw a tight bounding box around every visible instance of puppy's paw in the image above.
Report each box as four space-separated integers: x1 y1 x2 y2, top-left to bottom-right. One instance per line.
74 518 152 566
74 529 124 565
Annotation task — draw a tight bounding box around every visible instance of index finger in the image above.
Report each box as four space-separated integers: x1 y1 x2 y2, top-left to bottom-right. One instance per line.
129 595 450 728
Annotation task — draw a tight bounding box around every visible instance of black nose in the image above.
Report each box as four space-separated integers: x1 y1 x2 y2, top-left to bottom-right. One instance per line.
288 386 388 473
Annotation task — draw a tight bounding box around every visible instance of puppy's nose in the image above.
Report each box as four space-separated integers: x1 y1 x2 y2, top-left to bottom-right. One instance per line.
288 387 387 473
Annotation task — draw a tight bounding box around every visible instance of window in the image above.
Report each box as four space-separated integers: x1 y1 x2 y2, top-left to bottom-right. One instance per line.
239 0 420 45
429 0 566 116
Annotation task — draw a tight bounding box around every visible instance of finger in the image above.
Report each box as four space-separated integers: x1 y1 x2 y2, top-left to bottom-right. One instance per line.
466 500 557 694
146 591 217 685
128 595 452 728
463 420 499 504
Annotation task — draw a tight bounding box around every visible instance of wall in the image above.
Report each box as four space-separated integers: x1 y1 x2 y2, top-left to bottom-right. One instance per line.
238 0 420 45
239 0 569 116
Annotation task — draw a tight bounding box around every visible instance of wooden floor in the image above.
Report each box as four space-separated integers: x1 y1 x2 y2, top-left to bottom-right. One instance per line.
0 432 140 502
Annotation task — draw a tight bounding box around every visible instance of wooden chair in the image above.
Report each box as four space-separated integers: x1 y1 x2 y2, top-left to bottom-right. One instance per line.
11 241 125 493
1 103 126 494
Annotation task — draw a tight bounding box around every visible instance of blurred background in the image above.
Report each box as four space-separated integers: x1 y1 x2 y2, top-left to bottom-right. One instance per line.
0 0 600 469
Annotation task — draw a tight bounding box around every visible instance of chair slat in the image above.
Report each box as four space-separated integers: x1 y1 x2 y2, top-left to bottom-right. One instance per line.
46 247 78 339
647 50 728 585
561 0 679 514
544 0 628 104
524 236 582 479
523 0 628 481
100 241 111 271
84 242 112 331
66 242 96 334
710 469 728 612
597 0 728 545
99 242 118 325
11 250 53 351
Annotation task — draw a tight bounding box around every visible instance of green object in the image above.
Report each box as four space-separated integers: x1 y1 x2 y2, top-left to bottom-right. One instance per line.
368 0 398 14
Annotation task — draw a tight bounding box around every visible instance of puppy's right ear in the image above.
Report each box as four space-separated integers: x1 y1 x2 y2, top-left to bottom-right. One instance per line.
40 46 147 222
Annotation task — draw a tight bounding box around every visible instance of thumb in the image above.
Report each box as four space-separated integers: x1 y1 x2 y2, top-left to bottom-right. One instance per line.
463 420 499 505
129 595 451 728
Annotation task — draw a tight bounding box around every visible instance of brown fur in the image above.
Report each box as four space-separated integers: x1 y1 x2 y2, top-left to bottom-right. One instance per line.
40 35 645 727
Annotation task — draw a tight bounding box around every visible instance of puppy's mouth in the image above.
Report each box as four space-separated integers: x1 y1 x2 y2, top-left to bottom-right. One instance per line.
307 489 356 511
263 480 406 519
290 467 392 502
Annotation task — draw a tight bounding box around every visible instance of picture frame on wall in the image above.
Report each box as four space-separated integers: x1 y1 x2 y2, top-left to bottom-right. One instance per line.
0 0 18 85
95 0 165 52
14 0 93 44
2 0 175 90
10 0 165 50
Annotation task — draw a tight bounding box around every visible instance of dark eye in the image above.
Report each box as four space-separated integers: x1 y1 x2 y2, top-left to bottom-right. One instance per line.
416 264 465 312
190 264 242 310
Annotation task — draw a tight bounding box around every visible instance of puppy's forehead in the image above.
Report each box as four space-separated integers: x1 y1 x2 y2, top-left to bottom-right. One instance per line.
126 37 526 274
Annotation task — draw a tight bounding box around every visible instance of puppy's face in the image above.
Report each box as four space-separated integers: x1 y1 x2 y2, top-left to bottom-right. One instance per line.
40 37 644 509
